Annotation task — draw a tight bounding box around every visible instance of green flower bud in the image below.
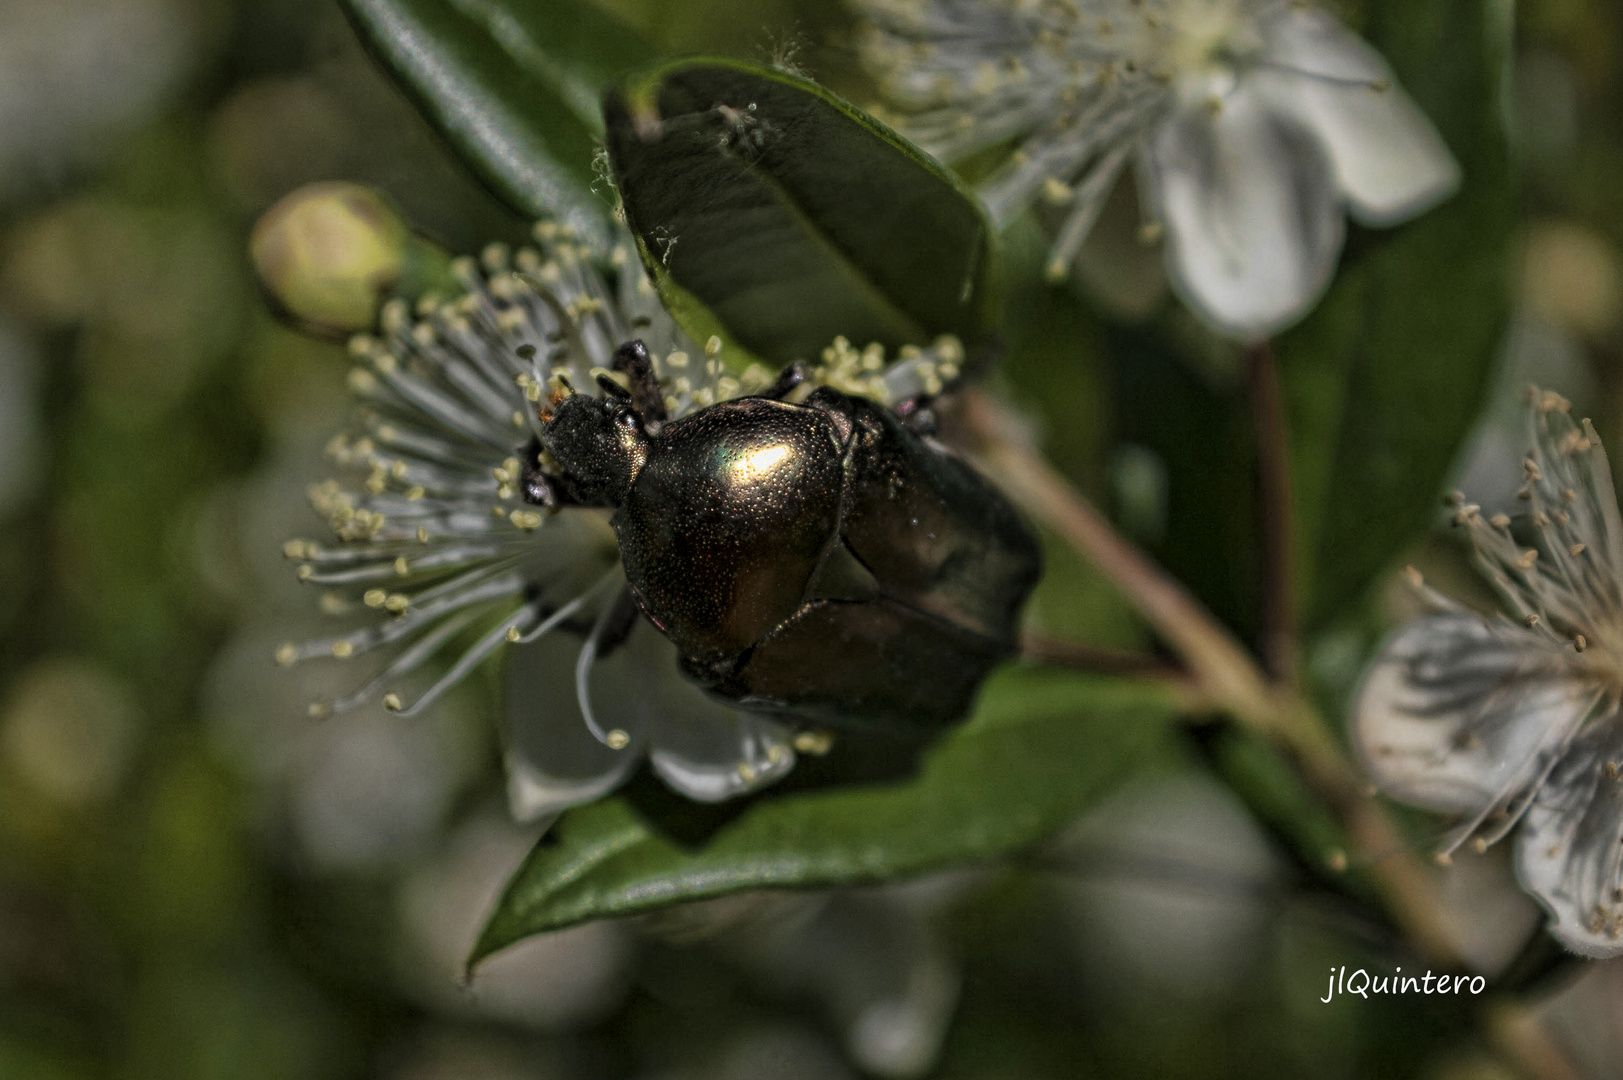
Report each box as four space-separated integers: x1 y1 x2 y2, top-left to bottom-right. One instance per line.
250 182 411 334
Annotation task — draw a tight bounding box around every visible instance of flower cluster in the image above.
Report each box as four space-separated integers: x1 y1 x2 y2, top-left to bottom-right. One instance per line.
1354 390 1623 958
853 0 1460 338
276 221 964 820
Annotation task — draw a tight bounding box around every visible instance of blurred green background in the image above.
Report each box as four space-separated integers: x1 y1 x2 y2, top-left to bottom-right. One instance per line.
3 0 1623 1078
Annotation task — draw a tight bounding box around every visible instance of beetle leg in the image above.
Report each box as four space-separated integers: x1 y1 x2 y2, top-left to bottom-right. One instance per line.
592 585 645 660
611 339 668 429
518 434 559 507
758 362 809 401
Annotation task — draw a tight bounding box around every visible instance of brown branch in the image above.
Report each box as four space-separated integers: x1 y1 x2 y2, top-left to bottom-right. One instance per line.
955 387 1464 969
956 389 1277 723
1245 340 1298 685
1019 632 1180 676
1019 632 1211 711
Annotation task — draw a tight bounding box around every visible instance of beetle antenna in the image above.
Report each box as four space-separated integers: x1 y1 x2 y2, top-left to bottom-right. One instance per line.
594 372 633 401
759 362 808 401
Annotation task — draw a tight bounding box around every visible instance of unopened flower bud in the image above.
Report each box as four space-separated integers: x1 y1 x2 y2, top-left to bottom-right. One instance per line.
251 182 411 334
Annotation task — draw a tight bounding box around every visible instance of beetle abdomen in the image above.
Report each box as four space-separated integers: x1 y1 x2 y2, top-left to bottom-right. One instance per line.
822 392 1042 645
707 596 1011 729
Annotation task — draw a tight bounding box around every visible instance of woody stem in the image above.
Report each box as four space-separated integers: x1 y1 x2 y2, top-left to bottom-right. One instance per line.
957 388 1462 968
1246 339 1298 685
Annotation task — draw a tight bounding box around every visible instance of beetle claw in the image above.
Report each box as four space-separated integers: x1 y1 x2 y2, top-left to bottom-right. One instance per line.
759 362 809 402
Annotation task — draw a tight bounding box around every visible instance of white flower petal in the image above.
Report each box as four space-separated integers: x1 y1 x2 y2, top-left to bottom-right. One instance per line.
1352 613 1592 815
648 709 797 804
501 616 645 822
1256 7 1460 225
1515 718 1623 958
1143 81 1345 339
634 611 797 801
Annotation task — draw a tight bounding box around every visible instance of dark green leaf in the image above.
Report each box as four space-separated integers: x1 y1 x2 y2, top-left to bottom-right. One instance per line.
604 57 996 364
340 0 653 228
1284 0 1516 625
1098 0 1513 646
473 669 1176 962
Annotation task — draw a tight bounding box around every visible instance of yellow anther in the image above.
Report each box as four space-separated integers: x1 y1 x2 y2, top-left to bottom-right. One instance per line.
793 730 833 756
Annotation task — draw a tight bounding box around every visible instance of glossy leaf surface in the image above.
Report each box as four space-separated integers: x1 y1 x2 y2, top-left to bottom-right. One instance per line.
604 57 995 364
474 669 1175 961
340 0 652 229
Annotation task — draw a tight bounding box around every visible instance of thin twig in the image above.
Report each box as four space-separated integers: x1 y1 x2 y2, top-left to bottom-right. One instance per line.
954 388 1463 968
1019 631 1211 710
957 389 1276 721
1245 340 1298 685
1019 632 1182 677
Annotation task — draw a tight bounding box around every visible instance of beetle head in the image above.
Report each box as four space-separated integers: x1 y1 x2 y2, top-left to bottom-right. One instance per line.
540 387 649 507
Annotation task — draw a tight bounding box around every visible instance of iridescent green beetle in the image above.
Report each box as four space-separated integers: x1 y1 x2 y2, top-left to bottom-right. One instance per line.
531 341 1041 731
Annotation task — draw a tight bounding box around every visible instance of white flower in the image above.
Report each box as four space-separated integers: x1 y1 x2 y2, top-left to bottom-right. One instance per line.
1353 389 1623 958
276 223 958 821
854 0 1461 339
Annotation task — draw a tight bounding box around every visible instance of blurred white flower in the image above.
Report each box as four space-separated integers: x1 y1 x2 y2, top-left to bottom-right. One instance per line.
274 220 961 820
1354 389 1623 958
855 0 1460 338
719 882 965 1078
0 0 195 200
397 816 634 1029
0 656 141 806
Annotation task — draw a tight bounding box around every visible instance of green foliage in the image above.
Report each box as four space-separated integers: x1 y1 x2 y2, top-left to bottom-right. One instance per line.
473 669 1176 962
603 57 996 364
1286 0 1517 625
338 0 654 228
1079 0 1517 647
